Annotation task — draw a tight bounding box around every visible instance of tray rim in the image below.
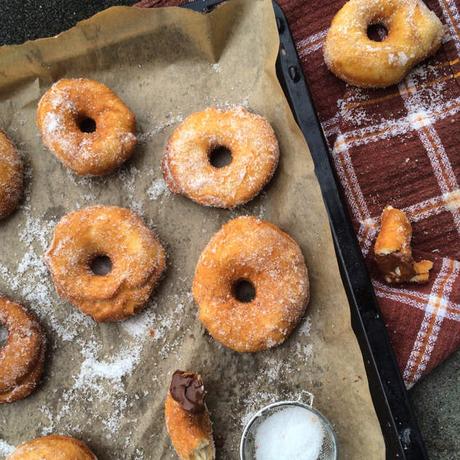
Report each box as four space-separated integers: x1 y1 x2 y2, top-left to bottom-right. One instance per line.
181 0 429 459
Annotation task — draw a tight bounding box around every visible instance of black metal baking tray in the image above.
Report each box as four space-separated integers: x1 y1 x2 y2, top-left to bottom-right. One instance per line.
183 1 428 459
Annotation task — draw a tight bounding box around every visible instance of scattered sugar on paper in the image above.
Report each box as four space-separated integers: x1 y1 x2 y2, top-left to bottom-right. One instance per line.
118 165 143 215
0 325 7 343
298 316 312 336
211 63 222 73
137 113 185 144
0 439 14 457
147 178 170 201
39 405 55 436
37 292 192 451
0 186 93 342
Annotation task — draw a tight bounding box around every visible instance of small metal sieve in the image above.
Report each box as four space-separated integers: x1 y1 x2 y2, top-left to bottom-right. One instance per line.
240 400 338 460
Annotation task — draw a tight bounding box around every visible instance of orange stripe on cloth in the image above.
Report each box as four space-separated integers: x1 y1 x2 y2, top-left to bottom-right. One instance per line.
421 125 458 192
333 100 460 152
334 149 369 222
404 259 457 384
375 280 460 318
441 0 460 40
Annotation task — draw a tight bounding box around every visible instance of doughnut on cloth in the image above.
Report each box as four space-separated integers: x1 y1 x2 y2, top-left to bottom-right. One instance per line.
0 297 45 404
323 0 444 87
7 435 97 460
193 216 309 352
46 205 166 322
0 131 23 219
162 107 279 208
36 78 137 176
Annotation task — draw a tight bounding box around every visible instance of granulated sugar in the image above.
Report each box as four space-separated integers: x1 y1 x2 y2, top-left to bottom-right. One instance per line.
119 165 143 215
147 178 169 201
0 439 14 457
0 325 7 344
254 406 324 460
240 316 315 428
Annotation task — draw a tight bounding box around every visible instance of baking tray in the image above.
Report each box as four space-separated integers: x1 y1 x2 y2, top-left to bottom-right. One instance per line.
181 1 428 459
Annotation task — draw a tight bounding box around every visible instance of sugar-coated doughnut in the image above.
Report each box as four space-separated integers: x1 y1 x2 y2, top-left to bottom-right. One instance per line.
193 216 309 352
324 0 444 88
46 206 166 322
162 107 279 209
0 297 45 404
7 435 97 460
37 78 137 176
0 131 23 219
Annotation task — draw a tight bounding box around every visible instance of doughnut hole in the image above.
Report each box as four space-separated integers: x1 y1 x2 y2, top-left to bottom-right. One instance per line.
208 145 232 168
232 279 256 303
89 254 113 276
77 115 97 133
367 23 389 42
0 324 7 348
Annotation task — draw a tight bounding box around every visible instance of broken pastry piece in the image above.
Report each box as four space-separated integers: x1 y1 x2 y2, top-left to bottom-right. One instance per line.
165 370 215 460
374 206 433 284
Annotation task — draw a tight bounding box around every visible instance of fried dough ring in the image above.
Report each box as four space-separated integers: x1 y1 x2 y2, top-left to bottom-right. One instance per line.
324 0 444 87
0 131 23 219
7 435 97 460
0 342 45 404
162 107 279 208
46 206 166 322
0 297 45 404
193 216 309 352
37 78 137 176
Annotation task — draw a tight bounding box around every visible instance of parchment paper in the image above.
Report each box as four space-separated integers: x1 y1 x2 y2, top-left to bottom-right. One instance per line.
0 1 384 458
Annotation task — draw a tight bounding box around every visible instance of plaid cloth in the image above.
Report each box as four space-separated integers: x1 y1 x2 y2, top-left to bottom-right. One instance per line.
136 0 460 388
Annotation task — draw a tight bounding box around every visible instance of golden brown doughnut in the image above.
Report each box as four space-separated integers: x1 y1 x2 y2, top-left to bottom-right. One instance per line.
0 131 23 219
162 107 279 208
324 0 444 88
193 216 309 352
165 371 215 460
37 78 137 176
0 297 45 404
46 206 166 322
0 343 45 404
7 435 97 460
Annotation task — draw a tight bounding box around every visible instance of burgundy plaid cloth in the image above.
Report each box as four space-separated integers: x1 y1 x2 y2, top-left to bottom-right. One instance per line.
136 0 460 387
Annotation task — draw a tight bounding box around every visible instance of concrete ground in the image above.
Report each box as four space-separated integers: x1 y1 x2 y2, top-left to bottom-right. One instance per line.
0 1 458 459
410 349 459 460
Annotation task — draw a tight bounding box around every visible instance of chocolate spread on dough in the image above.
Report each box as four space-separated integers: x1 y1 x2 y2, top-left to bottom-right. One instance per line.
170 370 205 414
375 251 416 283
